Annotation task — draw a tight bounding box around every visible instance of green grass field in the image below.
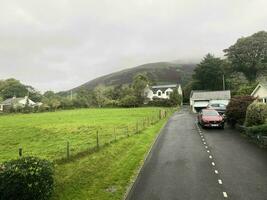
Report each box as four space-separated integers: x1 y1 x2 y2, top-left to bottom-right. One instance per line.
0 108 165 163
0 107 173 200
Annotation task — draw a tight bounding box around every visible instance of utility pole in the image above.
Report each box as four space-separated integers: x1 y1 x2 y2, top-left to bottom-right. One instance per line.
223 74 225 90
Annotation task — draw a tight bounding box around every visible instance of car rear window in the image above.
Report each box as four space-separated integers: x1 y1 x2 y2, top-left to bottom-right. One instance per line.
202 110 219 116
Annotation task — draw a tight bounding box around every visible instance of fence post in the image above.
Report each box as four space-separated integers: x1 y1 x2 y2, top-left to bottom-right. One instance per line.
136 122 138 134
19 147 23 157
96 130 99 149
66 141 70 160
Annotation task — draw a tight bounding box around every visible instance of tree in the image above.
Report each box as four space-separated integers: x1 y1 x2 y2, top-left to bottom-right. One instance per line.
119 95 138 107
169 89 182 106
192 54 225 91
224 31 267 82
26 86 42 102
0 79 28 99
132 74 149 105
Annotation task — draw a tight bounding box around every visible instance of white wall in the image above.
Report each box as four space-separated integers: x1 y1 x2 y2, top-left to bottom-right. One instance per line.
252 86 267 103
144 87 175 100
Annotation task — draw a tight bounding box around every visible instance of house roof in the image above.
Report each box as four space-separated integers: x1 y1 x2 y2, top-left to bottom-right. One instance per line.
251 82 267 96
190 90 231 100
0 97 24 105
150 84 178 93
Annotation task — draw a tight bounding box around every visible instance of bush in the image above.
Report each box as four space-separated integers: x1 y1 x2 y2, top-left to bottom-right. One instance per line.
147 97 173 107
225 95 255 126
119 95 139 107
0 157 54 200
246 124 267 137
245 102 267 127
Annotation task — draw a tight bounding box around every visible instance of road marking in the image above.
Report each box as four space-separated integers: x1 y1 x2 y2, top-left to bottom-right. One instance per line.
215 170 218 174
201 135 203 138
207 150 210 153
223 192 228 198
209 155 212 159
205 146 208 149
218 179 222 184
212 162 215 166
202 138 205 141
204 142 206 145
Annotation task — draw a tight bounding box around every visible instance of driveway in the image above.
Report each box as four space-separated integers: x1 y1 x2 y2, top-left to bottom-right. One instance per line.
126 107 267 200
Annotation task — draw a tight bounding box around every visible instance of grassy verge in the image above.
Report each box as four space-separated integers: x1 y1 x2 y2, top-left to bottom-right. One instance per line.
52 118 168 200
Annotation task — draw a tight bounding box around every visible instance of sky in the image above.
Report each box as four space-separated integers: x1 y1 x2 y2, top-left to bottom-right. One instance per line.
0 0 266 92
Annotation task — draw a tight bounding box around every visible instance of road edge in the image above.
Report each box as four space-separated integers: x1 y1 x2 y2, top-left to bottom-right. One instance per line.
122 112 175 200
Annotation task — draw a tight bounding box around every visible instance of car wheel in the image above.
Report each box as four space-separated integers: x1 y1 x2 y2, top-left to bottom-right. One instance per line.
220 124 225 129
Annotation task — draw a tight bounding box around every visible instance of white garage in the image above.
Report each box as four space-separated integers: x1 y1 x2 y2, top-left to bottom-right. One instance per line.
190 90 231 113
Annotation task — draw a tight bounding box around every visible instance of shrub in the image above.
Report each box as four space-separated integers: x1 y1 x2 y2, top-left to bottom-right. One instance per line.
0 157 54 200
246 124 267 137
147 97 173 107
225 95 255 126
245 102 267 127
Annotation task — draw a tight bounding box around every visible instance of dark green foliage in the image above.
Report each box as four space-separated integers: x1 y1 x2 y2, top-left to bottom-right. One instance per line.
119 95 139 107
132 74 149 105
0 157 54 200
224 31 267 82
169 89 182 106
0 79 28 99
246 124 267 137
225 96 255 126
192 54 225 91
147 97 173 107
245 102 267 127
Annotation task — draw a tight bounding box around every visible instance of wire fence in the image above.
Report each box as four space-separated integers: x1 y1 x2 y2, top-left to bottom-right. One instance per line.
16 108 175 164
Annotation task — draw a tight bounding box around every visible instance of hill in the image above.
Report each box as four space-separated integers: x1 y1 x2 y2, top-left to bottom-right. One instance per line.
68 62 196 93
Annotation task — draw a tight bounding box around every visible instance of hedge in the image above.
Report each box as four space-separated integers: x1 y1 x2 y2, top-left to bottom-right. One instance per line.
245 124 267 137
0 157 54 200
245 102 267 127
225 95 255 126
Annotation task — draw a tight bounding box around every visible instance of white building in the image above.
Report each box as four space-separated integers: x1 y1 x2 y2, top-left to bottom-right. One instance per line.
251 82 267 104
144 84 182 100
0 96 36 112
190 90 231 113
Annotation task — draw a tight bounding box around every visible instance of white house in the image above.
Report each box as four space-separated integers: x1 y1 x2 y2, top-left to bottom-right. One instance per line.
144 84 182 100
190 90 231 113
0 96 36 112
251 82 267 104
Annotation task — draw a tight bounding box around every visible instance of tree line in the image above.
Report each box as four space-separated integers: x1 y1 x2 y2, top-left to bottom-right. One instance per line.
0 74 181 112
183 31 267 101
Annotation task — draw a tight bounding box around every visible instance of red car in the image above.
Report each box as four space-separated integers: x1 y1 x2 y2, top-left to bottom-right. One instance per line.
198 109 225 129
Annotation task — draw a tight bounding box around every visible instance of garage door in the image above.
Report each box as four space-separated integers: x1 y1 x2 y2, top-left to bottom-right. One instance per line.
193 101 209 107
193 101 209 112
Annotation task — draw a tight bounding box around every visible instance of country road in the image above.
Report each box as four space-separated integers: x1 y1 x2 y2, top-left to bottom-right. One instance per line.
126 107 267 200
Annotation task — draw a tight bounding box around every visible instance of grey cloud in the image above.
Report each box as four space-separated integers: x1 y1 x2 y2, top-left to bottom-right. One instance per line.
0 0 266 92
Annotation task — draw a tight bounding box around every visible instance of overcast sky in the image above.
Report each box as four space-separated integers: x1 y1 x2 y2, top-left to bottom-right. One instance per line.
0 0 266 92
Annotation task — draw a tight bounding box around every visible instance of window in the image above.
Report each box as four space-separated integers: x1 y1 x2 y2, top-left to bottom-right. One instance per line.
157 91 162 96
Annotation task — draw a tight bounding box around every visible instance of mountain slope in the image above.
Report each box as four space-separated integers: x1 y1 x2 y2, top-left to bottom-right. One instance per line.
71 62 196 92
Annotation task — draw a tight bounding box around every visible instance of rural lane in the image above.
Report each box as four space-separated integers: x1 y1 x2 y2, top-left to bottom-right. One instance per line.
126 107 267 200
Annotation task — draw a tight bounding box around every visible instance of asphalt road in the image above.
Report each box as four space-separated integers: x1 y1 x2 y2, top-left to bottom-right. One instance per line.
126 107 267 200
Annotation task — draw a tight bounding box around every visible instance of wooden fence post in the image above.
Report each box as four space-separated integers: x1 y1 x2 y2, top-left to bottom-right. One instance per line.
19 147 23 157
66 141 70 160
